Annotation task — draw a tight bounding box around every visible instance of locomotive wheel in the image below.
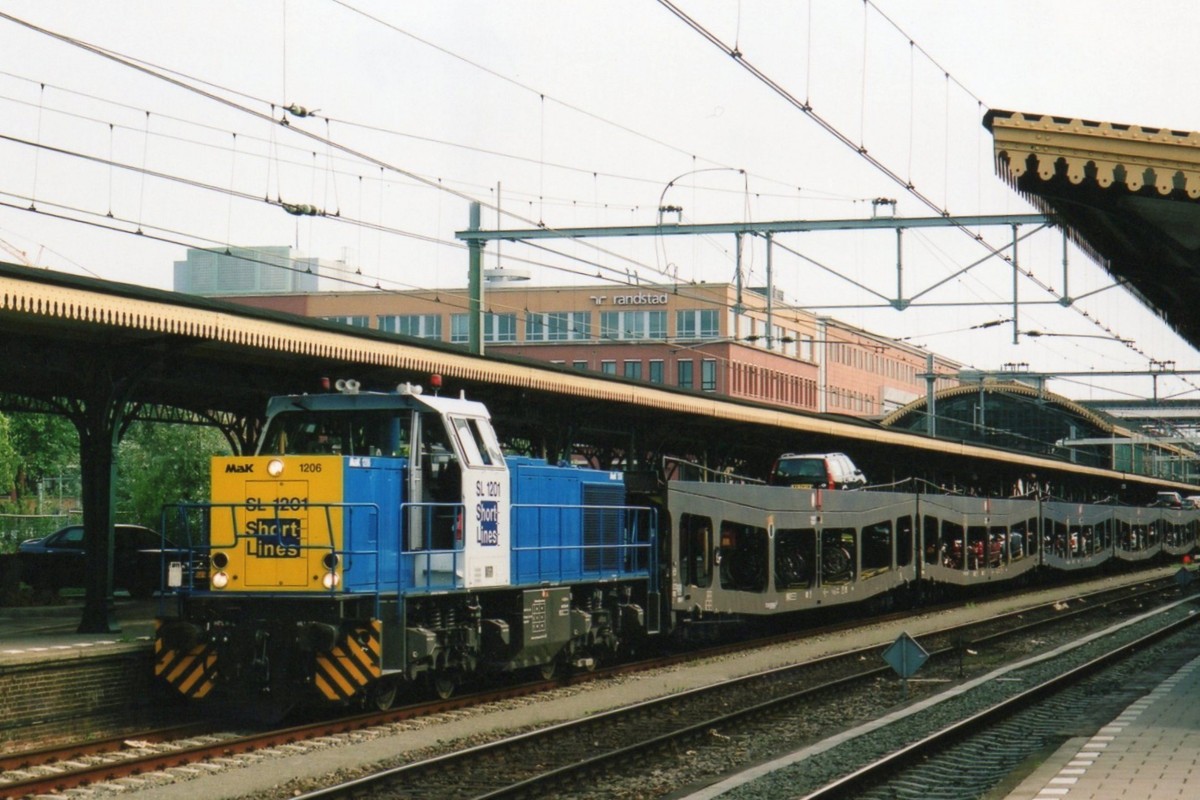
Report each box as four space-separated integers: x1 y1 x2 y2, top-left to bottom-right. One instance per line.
433 673 456 700
371 677 398 711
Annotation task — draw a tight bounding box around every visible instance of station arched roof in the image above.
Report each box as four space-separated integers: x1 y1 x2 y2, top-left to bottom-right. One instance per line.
882 380 1195 481
881 380 1123 468
881 380 1114 432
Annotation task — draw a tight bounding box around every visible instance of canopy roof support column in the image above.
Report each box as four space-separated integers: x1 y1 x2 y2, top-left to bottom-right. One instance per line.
67 361 139 633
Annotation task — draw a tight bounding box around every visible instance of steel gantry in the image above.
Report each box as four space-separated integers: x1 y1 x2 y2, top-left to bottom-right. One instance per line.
456 209 1053 355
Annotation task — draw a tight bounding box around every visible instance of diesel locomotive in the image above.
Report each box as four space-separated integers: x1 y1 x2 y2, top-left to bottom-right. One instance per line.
153 380 1199 715
155 380 657 714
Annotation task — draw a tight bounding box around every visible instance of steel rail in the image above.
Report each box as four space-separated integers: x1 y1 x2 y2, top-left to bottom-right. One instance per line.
798 611 1200 799
282 580 1180 800
0 576 1173 799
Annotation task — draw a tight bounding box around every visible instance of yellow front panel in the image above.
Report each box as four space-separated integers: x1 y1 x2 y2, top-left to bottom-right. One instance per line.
211 456 344 591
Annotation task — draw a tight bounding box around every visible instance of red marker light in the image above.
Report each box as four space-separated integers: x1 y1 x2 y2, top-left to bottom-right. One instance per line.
430 373 443 388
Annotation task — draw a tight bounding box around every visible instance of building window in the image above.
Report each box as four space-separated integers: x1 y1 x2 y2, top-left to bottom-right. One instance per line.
600 360 617 375
780 328 797 357
450 312 516 343
648 359 664 384
624 360 642 380
525 313 544 341
563 311 591 340
451 313 469 343
378 314 442 340
600 310 666 340
677 359 694 389
525 310 591 342
573 360 589 371
676 308 720 339
323 315 369 328
800 335 814 361
486 312 517 342
701 359 717 391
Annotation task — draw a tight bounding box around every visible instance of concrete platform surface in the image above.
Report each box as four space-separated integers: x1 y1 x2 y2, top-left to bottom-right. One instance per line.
1005 651 1200 799
0 596 158 664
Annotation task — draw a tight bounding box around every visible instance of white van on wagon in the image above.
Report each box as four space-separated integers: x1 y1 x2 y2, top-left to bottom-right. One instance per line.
768 452 867 490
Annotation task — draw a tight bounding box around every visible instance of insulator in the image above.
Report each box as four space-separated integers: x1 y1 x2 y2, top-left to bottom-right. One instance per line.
281 202 322 217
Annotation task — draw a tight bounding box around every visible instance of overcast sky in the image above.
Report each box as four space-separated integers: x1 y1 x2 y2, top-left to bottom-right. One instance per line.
1 1 1197 403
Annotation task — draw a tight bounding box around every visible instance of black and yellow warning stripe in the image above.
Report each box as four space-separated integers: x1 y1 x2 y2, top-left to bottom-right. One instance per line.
154 625 217 700
314 619 382 702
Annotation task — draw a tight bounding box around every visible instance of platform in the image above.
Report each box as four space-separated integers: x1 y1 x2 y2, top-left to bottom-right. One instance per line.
0 595 157 665
1004 651 1200 800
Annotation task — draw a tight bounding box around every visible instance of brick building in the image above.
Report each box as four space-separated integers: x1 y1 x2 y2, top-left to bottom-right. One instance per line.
221 281 960 418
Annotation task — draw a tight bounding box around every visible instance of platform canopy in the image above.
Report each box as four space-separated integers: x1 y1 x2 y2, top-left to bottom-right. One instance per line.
986 109 1200 350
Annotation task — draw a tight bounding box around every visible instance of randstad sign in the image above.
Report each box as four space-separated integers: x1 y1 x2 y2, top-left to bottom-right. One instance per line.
589 293 669 306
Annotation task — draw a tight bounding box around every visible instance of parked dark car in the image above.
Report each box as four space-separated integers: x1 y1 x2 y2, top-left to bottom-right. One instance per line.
17 524 190 599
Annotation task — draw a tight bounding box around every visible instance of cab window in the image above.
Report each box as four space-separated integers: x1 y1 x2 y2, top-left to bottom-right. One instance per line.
261 410 411 457
450 416 504 467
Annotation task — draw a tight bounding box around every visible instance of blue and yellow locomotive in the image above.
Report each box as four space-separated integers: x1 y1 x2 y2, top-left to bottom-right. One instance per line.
154 380 658 714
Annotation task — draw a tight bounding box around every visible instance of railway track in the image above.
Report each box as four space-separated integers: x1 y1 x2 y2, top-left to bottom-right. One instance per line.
719 599 1200 800
268 579 1191 800
0 575 1180 799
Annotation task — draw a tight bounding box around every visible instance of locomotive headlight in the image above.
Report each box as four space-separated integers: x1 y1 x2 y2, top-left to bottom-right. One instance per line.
321 571 340 590
212 552 229 570
211 571 229 589
267 459 285 477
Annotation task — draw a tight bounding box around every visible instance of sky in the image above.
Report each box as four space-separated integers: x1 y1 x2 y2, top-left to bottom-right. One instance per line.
1 1 1198 404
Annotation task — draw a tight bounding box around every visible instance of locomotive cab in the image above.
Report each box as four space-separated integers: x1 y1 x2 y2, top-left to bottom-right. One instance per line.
202 383 510 596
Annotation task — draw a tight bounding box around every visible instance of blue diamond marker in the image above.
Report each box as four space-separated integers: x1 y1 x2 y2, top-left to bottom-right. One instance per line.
882 632 929 679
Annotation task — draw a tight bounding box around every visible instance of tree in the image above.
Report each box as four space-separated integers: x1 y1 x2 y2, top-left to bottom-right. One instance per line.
0 414 19 501
115 422 231 529
0 411 232 525
1 412 78 510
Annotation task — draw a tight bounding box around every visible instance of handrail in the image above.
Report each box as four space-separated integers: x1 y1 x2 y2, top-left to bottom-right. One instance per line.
662 455 763 485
